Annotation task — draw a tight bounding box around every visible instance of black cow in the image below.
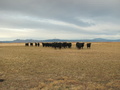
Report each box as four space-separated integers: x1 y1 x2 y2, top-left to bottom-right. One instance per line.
76 42 84 49
35 42 40 47
62 42 67 48
38 43 40 47
87 43 91 48
30 43 33 46
35 42 38 46
42 42 52 47
42 43 45 47
25 43 28 46
67 43 72 48
52 42 62 49
81 43 84 49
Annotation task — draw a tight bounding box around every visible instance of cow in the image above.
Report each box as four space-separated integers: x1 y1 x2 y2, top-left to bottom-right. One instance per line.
35 42 38 46
35 42 40 47
52 42 62 49
30 43 33 46
62 42 67 48
81 43 84 49
42 42 52 47
76 42 84 49
87 43 91 48
42 43 45 47
57 42 62 49
38 43 40 47
25 43 28 46
67 43 72 48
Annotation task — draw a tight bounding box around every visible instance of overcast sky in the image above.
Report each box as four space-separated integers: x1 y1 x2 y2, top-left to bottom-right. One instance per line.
0 0 120 41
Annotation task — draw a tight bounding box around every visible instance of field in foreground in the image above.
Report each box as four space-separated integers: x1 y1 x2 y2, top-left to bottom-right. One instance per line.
0 42 120 90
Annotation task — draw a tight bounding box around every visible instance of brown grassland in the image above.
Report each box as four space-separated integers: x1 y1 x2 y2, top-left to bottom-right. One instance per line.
0 42 120 90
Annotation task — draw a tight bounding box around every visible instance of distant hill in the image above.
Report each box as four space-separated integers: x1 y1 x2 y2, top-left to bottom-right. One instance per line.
0 38 120 43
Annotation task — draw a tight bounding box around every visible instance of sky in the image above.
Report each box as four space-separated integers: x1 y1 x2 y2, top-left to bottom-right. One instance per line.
0 0 120 41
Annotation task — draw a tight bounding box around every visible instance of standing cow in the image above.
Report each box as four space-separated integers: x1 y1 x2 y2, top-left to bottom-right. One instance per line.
87 43 91 48
35 42 38 46
38 43 40 47
76 42 84 49
67 43 72 48
25 43 29 46
30 43 33 46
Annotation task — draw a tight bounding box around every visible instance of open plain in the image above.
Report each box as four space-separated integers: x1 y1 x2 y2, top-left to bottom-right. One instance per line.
0 42 120 90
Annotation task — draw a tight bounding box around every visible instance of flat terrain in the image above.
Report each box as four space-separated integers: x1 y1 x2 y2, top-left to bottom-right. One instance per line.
0 42 120 90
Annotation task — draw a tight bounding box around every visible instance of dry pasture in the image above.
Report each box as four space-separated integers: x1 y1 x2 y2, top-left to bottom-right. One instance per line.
0 42 120 90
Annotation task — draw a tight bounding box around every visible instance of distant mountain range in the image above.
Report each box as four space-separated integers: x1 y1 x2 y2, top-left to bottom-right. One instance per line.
0 38 120 43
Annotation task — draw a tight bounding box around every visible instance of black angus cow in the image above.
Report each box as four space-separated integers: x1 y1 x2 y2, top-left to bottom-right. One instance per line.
30 43 33 46
52 42 62 49
25 43 28 46
47 43 52 47
62 42 67 48
42 42 52 47
35 42 38 46
76 42 84 49
81 43 84 49
42 43 45 47
38 43 40 47
57 42 62 49
35 42 40 47
67 43 72 48
53 42 72 49
87 43 91 48
61 42 72 48
42 42 48 47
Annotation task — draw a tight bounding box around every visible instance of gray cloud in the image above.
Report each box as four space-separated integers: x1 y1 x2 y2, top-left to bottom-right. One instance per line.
1 0 120 18
0 0 120 40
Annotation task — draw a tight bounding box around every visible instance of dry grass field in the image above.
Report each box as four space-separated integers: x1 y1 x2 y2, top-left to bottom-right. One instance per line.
0 42 120 90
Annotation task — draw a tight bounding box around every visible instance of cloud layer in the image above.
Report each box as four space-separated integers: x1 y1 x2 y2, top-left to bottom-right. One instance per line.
0 0 120 40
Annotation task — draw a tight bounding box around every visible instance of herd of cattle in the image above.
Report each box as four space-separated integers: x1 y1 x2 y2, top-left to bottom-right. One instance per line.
25 42 91 49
